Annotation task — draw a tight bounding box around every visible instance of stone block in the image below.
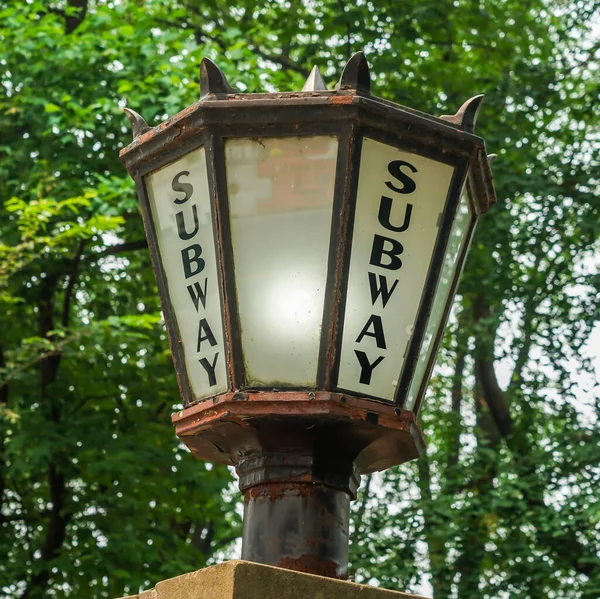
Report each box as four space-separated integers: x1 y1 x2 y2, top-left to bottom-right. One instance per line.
117 560 426 599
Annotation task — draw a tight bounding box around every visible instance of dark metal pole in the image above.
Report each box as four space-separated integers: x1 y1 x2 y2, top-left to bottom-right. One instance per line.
237 454 360 579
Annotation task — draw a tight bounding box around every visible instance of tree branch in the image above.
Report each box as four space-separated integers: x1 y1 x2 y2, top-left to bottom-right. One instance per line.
354 473 373 532
62 240 85 328
418 453 452 599
448 324 468 470
87 239 148 262
156 9 310 77
65 0 88 34
473 294 513 439
21 463 71 598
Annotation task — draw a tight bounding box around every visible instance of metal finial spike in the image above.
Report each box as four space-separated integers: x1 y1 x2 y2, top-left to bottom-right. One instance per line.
487 153 497 165
123 107 151 140
200 57 235 100
302 66 327 91
336 51 371 93
440 95 485 133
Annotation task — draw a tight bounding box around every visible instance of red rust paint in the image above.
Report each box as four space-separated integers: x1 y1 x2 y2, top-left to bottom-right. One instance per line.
331 96 353 105
243 481 317 504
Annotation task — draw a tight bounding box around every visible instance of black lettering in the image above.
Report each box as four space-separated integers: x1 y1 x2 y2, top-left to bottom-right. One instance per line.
368 272 399 308
378 197 413 233
172 171 194 204
385 160 417 195
187 279 208 311
199 352 219 387
176 204 200 241
181 244 205 278
356 314 386 349
197 318 218 352
354 351 385 385
369 234 403 270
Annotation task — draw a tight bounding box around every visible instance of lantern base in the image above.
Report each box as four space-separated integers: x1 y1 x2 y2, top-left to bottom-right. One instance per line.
172 391 424 578
173 391 424 473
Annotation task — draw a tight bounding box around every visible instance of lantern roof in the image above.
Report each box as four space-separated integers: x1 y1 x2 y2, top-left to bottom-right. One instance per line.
120 53 496 213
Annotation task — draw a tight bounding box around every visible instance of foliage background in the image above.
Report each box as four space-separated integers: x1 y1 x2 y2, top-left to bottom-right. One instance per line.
0 0 598 597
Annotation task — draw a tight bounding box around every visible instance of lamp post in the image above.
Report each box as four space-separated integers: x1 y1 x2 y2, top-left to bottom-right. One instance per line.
119 52 495 580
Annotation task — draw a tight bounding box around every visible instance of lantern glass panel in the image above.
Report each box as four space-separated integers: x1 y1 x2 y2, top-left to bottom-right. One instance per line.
225 136 338 387
405 189 473 410
145 147 228 399
337 137 454 402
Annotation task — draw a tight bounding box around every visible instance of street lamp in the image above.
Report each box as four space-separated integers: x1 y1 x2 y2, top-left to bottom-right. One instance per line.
120 52 495 580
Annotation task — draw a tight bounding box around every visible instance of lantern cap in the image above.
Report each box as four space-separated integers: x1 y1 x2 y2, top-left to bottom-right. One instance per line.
200 57 235 99
123 107 152 140
440 94 485 134
335 51 371 94
302 66 328 91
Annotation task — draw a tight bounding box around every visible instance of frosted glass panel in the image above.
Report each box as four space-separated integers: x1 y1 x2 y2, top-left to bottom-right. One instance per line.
405 190 473 410
338 138 454 401
226 136 338 386
145 148 228 399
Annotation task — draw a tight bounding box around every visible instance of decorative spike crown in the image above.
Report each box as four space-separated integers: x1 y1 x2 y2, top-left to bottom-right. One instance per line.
123 107 151 140
200 57 235 100
336 51 371 94
440 95 485 134
302 66 328 91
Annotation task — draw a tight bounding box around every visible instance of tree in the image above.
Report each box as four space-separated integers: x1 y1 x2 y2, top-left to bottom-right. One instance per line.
1 0 598 598
0 3 240 597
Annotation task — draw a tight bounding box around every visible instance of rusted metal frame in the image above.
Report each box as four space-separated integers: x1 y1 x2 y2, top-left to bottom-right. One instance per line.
326 126 363 394
132 172 194 406
411 177 479 415
121 124 191 174
472 146 496 213
120 95 493 406
208 119 349 395
394 158 471 409
346 92 483 134
215 120 343 141
134 132 206 179
198 130 238 401
462 169 481 216
316 121 358 390
205 130 246 395
171 391 415 424
356 108 476 167
121 102 357 170
354 97 485 145
120 97 491 181
213 120 347 392
200 95 481 148
130 115 347 179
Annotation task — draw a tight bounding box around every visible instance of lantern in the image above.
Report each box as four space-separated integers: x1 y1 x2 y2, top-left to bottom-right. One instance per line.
120 52 495 579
